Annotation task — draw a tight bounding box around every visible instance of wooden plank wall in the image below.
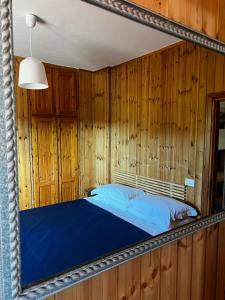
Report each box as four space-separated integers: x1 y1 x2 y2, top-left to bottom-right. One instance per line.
15 57 33 210
78 68 110 196
15 60 110 208
16 41 225 211
15 58 79 209
111 41 225 211
130 0 225 43
46 220 225 300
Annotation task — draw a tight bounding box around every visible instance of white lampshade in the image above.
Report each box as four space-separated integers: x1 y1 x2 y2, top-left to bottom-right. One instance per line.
18 57 48 90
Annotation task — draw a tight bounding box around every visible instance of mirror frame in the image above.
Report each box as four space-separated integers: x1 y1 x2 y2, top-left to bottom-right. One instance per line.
1 0 225 298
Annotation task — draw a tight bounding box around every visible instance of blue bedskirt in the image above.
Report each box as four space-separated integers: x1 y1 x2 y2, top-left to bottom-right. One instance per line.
20 199 151 287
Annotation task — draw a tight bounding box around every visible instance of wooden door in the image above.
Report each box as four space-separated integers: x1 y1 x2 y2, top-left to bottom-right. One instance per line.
30 67 55 115
32 117 59 207
55 69 77 116
57 117 78 202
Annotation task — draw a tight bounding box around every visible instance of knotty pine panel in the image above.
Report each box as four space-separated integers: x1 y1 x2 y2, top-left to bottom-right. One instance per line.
78 70 95 196
57 118 78 201
30 67 55 115
78 69 110 196
32 117 59 207
130 0 225 42
110 41 225 211
15 57 33 210
92 68 110 187
45 221 225 300
55 69 77 116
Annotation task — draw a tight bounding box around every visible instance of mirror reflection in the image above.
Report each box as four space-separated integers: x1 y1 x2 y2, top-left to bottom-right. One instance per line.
13 0 225 288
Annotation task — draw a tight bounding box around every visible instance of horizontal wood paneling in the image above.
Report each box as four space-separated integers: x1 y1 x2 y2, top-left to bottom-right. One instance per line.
46 221 225 300
111 41 225 212
130 0 225 42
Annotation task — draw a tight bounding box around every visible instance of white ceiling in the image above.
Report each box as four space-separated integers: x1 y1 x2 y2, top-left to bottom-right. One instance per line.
13 0 180 71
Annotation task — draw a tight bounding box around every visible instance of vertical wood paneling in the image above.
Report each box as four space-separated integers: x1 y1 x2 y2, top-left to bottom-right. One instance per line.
216 221 225 300
130 0 223 42
15 60 79 208
55 69 77 116
90 268 118 300
15 57 32 210
58 118 78 201
176 236 193 300
54 280 90 300
32 117 59 207
46 221 225 300
78 70 94 196
78 69 110 196
16 41 225 211
160 241 177 300
140 248 160 300
204 224 219 300
127 61 138 174
191 229 206 300
118 257 141 300
111 41 225 211
30 67 55 115
217 0 225 42
92 69 110 187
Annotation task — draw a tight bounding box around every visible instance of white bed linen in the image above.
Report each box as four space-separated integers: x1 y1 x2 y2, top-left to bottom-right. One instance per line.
85 195 193 236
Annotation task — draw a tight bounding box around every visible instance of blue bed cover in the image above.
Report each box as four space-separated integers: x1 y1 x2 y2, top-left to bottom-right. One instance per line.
20 199 151 287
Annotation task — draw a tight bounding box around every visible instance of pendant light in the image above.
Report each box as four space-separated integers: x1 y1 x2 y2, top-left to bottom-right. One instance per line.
18 14 48 90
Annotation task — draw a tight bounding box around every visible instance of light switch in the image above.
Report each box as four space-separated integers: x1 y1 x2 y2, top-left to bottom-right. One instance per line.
185 178 195 187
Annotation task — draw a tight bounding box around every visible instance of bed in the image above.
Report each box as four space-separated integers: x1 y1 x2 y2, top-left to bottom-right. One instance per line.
20 171 197 287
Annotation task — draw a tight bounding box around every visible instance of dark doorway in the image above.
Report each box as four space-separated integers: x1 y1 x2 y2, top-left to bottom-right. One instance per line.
203 93 225 215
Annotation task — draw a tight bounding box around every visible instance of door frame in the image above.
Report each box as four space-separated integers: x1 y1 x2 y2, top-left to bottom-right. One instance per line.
202 92 225 215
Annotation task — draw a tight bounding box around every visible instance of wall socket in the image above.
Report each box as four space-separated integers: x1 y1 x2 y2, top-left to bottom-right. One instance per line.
185 178 195 187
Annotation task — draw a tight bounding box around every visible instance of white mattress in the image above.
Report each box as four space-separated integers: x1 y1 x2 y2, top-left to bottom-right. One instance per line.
85 195 193 236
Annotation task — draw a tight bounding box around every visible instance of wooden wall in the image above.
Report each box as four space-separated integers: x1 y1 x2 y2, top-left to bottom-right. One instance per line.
131 0 225 43
15 59 110 209
15 58 80 209
15 57 33 209
110 41 225 211
17 40 225 212
45 220 225 300
78 69 110 196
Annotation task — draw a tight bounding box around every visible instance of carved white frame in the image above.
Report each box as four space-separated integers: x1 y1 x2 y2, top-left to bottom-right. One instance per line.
1 0 225 299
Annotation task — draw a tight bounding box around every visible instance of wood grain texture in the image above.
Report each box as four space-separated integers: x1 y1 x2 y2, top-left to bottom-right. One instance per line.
15 60 79 207
30 67 55 115
45 221 225 300
78 70 94 195
111 41 225 212
55 69 77 116
57 118 78 201
14 57 33 210
216 221 225 300
130 0 223 42
78 69 110 196
32 117 59 207
16 40 225 212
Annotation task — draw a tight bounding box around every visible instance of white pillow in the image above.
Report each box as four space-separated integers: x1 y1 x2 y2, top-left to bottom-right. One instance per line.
128 194 197 229
90 184 145 206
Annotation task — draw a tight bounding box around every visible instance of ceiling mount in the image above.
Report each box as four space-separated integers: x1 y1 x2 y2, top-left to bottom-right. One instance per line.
18 13 48 90
25 14 37 28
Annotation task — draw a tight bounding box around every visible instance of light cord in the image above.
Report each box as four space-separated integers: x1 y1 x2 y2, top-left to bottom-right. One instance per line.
29 27 33 57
